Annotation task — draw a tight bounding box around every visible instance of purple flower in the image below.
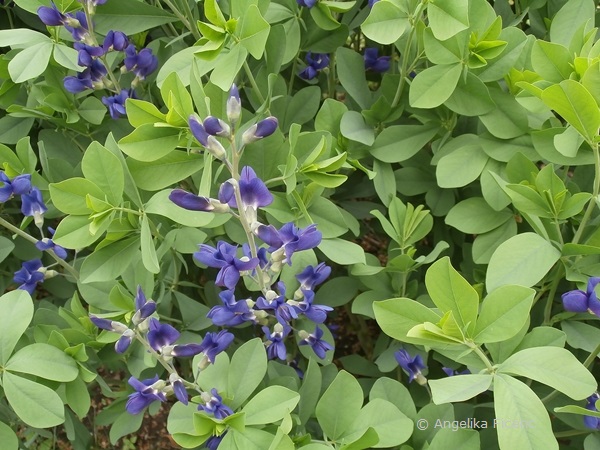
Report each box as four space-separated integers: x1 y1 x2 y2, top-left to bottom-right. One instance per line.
102 89 135 119
198 388 233 419
63 73 93 93
208 290 255 327
0 172 31 202
297 0 317 7
103 30 129 52
296 263 331 290
227 84 241 123
194 241 259 289
290 289 332 323
206 433 226 450
169 189 228 213
585 393 600 429
241 117 278 145
257 223 322 264
299 326 333 359
89 315 134 353
37 2 67 26
126 375 167 415
442 367 471 377
256 281 298 324
195 330 234 364
368 0 379 7
364 48 391 73
74 43 105 67
189 115 227 159
147 318 180 353
132 285 156 326
14 259 45 294
204 116 231 137
562 277 600 316
221 166 273 211
64 11 88 41
21 187 47 226
299 53 329 80
395 349 427 384
36 230 68 259
124 45 158 79
263 323 291 360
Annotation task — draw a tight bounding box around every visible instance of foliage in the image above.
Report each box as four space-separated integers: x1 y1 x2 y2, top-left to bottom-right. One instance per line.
0 0 599 449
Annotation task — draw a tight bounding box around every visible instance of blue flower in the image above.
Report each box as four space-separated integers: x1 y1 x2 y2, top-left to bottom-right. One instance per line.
102 30 129 52
64 11 89 41
74 43 105 67
442 367 471 377
395 349 427 384
241 117 279 145
206 433 226 450
204 116 231 137
364 48 391 73
297 0 317 8
36 227 68 259
257 222 322 265
299 52 329 80
263 323 291 360
221 166 273 211
194 241 259 289
208 290 255 327
562 277 600 316
299 326 333 359
124 44 158 79
126 375 167 415
189 114 227 159
196 330 234 364
102 89 135 119
0 172 31 202
584 393 600 429
37 2 67 26
296 263 331 290
147 318 180 353
131 285 156 326
256 281 298 324
21 186 47 225
169 189 228 213
290 289 332 323
198 388 233 419
14 259 45 294
89 315 135 353
63 73 94 93
169 373 188 405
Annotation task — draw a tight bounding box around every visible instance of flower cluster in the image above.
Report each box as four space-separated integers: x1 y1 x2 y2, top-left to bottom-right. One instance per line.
37 1 157 119
90 286 234 414
169 85 335 363
562 277 600 316
299 52 330 80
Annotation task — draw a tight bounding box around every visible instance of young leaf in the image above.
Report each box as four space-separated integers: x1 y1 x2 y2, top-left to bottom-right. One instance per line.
0 290 33 365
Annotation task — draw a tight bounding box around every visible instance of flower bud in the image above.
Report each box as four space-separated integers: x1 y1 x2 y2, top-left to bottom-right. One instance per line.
241 117 278 145
227 84 241 124
189 114 209 147
204 116 231 138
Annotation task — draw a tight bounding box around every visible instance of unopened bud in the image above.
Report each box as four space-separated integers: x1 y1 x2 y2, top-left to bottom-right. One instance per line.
298 330 310 340
265 290 278 301
206 136 227 160
204 116 231 138
227 84 241 124
241 117 278 145
415 373 428 386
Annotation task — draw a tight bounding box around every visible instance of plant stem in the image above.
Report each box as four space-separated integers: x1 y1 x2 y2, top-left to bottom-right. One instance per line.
0 216 79 279
467 341 495 373
572 142 600 245
162 0 201 40
243 61 266 106
542 263 564 326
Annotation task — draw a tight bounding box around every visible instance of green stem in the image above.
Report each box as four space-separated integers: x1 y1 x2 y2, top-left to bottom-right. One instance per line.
468 342 495 373
542 263 564 326
243 61 266 106
179 0 200 39
162 0 200 40
572 142 600 245
554 430 592 438
0 217 79 279
327 52 336 100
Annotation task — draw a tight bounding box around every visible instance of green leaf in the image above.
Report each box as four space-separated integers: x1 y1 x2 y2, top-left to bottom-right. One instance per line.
472 219 516 265
210 45 248 91
343 399 412 448
473 285 534 343
340 111 374 145
373 298 442 345
8 41 52 83
0 28 49 46
140 215 160 274
126 99 166 127
531 41 572 83
485 232 561 292
480 87 529 139
336 48 372 110
52 43 80 71
52 215 103 249
361 1 407 45
5 343 78 382
298 359 322 425
427 0 469 40
493 374 558 450
369 377 417 420
316 370 363 440
445 198 512 233
127 152 203 191
82 142 124 206
0 421 18 450
318 238 366 265
228 338 267 409
430 374 493 404
541 80 600 143
370 123 439 163
498 347 597 400
239 5 270 59
119 124 181 162
49 178 106 215
242 386 300 425
436 144 489 188
425 257 478 335
428 429 480 450
550 0 595 47
94 0 177 35
561 321 600 352
0 290 33 365
3 372 64 428
409 64 462 109
444 72 495 116
79 237 140 283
